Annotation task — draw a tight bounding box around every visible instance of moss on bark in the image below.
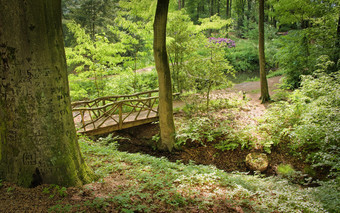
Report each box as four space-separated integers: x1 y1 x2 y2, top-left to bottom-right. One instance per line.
0 0 94 187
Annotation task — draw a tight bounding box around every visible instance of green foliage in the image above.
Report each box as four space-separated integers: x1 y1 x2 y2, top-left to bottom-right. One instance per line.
62 0 117 41
84 197 110 210
196 15 232 33
270 88 291 101
6 186 13 193
214 126 253 151
69 71 158 101
65 21 129 74
185 36 235 110
260 64 340 176
167 10 195 93
277 164 296 176
65 21 134 97
175 117 228 147
241 19 278 41
43 185 68 199
271 0 340 88
313 179 340 213
97 134 129 147
48 203 73 213
225 38 259 73
115 0 155 71
274 30 314 88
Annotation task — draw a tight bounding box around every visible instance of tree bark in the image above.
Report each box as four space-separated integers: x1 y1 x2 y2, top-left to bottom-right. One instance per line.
226 0 230 18
259 0 270 103
335 13 340 67
153 0 176 152
0 0 94 187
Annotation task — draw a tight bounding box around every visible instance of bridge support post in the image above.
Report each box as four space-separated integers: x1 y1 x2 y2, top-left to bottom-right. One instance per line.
118 103 123 129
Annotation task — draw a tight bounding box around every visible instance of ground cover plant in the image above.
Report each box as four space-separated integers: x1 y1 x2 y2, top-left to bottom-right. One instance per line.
45 136 335 212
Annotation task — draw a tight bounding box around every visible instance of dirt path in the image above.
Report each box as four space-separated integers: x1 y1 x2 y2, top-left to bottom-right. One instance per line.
174 76 282 115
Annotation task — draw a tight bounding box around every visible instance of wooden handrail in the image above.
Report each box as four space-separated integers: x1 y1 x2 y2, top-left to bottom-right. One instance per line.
72 90 179 134
72 96 159 111
71 89 159 107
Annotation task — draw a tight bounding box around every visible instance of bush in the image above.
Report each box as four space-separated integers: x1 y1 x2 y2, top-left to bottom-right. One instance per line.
260 68 340 177
175 117 228 147
225 38 259 73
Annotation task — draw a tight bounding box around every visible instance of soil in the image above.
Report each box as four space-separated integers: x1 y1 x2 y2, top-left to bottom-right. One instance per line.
0 76 310 212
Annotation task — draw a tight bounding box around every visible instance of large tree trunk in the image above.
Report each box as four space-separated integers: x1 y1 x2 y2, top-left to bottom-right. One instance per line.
153 0 176 152
0 0 94 187
259 0 270 103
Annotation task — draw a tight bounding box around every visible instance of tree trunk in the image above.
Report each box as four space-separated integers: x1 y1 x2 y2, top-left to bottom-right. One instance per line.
259 0 270 103
335 13 340 67
153 0 176 152
247 0 252 21
226 0 230 18
0 0 94 187
210 0 214 17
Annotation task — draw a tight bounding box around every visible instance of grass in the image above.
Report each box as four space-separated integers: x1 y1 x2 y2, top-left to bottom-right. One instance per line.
66 135 334 212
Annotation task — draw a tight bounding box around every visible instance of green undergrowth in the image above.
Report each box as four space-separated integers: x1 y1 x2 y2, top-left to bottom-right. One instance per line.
176 94 272 152
64 135 338 212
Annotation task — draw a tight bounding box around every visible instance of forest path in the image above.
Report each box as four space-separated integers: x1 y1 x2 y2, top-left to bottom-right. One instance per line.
174 76 282 116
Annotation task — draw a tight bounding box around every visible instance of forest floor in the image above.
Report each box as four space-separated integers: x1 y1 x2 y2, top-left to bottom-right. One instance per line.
1 76 315 212
117 76 305 175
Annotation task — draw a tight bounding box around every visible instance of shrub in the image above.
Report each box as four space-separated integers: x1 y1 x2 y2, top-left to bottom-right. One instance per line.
260 67 340 177
225 38 259 73
175 117 228 147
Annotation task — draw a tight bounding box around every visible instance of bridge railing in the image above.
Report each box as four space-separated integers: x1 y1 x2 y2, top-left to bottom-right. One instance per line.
71 90 160 133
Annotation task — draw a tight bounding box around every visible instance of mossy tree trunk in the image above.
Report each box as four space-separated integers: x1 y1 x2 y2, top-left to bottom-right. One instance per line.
258 0 270 103
153 0 176 152
0 0 94 187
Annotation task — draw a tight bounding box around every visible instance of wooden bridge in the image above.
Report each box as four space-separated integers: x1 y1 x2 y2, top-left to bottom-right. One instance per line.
71 90 176 136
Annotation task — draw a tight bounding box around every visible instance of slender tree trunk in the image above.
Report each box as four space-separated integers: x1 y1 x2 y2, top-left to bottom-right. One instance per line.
197 4 200 22
210 0 214 17
334 13 340 67
153 0 175 152
247 0 252 21
0 0 94 187
91 0 96 41
259 0 270 103
178 0 181 10
226 0 230 18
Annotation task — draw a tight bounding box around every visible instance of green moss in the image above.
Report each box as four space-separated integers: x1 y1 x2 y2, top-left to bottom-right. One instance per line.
18 168 35 188
277 164 295 176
